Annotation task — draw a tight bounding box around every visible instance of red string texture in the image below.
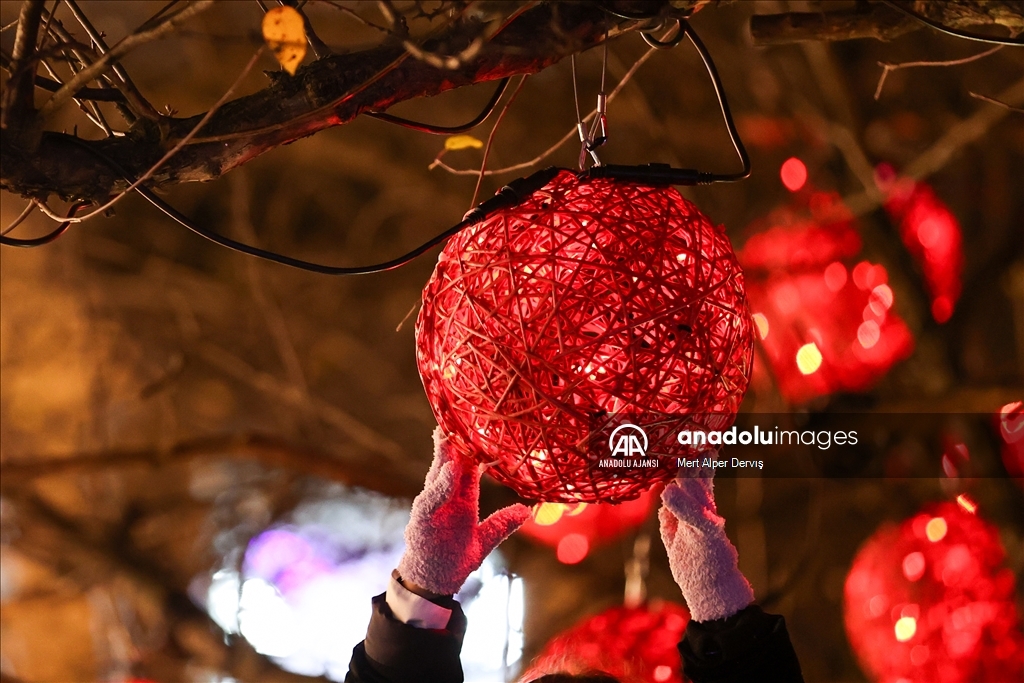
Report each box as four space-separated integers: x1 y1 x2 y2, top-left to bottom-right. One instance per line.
416 170 753 503
522 601 690 683
844 502 1024 682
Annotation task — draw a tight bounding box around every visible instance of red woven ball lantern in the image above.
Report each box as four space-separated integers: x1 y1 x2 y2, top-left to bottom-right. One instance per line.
738 189 913 404
521 488 657 564
522 601 690 683
844 502 1024 683
879 167 963 324
416 170 753 503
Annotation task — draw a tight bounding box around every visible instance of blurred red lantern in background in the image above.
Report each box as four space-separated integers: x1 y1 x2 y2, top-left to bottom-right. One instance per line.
521 489 657 564
844 502 1024 683
878 165 963 324
523 601 690 683
738 166 913 403
417 170 753 503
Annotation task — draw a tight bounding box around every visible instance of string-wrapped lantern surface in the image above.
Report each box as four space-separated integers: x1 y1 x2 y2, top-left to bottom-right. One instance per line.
523 601 690 683
416 170 753 503
844 502 1024 682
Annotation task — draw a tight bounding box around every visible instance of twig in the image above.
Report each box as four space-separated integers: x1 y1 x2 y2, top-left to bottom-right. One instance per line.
874 45 1002 100
37 0 213 120
317 0 391 33
470 75 527 208
969 91 1024 114
42 47 265 225
432 41 659 177
63 0 163 120
1 200 38 235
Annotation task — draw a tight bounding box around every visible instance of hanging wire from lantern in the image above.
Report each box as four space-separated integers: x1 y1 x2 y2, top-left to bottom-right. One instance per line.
20 20 751 277
570 41 610 170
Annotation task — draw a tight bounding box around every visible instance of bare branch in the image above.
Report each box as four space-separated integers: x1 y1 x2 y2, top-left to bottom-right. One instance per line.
969 90 1024 114
874 45 1002 100
36 0 214 120
2 2 677 202
750 0 1024 45
0 433 421 497
750 4 916 45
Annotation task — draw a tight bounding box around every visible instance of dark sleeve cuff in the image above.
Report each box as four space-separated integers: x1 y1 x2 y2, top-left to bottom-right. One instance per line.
348 592 467 683
679 605 804 683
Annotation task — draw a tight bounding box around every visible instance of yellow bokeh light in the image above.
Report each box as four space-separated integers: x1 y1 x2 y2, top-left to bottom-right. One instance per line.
925 517 948 542
752 313 770 339
894 616 917 642
533 503 565 526
796 342 823 375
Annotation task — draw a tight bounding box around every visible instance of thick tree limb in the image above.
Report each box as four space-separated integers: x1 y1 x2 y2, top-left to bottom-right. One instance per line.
1 1 685 202
751 0 1024 45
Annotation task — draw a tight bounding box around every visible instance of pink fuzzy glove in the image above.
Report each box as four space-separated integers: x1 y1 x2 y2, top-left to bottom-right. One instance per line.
397 427 531 596
658 462 755 622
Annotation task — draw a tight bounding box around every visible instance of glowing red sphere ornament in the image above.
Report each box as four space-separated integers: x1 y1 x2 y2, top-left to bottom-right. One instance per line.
521 489 657 564
844 502 1024 683
416 170 753 502
739 171 913 404
522 601 690 683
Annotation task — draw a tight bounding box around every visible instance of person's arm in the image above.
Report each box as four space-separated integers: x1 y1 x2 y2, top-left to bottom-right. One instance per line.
659 462 804 683
346 427 531 683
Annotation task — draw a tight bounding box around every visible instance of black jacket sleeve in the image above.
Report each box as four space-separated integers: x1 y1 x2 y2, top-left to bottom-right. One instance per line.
346 593 468 683
679 605 804 683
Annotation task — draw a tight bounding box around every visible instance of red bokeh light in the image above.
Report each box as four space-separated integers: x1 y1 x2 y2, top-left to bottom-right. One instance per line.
845 503 1024 682
739 203 913 403
881 171 963 324
780 157 808 192
998 401 1024 482
522 489 656 564
417 170 753 502
556 534 590 564
523 601 690 683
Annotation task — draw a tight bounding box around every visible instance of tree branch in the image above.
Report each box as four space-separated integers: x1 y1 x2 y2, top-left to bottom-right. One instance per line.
0 432 423 498
0 1 45 136
750 0 1024 45
1 1 683 202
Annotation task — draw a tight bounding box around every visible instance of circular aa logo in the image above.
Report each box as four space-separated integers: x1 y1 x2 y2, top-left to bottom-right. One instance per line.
608 423 648 458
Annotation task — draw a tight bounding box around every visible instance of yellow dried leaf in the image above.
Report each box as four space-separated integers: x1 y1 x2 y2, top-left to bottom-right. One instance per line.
444 135 484 151
262 6 306 76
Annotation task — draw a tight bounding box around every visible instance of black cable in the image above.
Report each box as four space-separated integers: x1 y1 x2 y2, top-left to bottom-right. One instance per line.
597 2 663 21
641 19 686 49
881 0 1024 46
0 201 88 247
364 78 510 134
47 137 562 275
681 21 750 182
586 19 751 186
